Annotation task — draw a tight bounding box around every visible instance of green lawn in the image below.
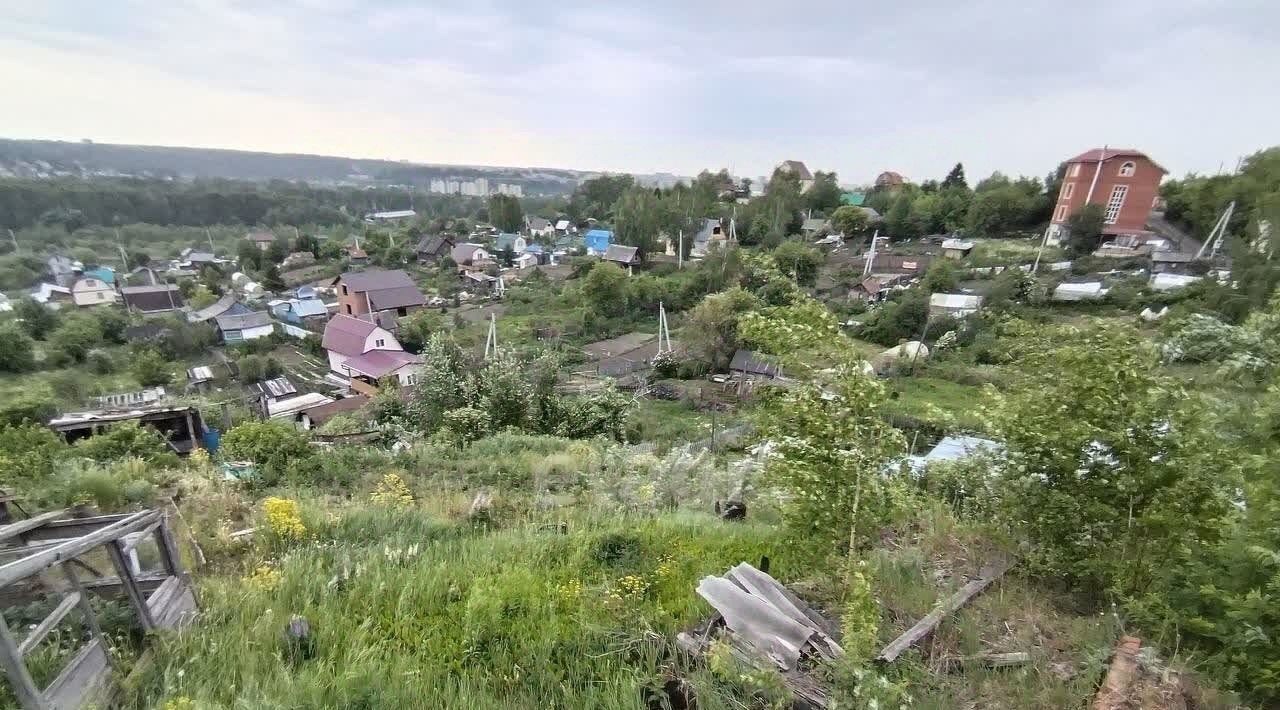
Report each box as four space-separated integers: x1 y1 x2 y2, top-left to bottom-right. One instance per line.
883 375 992 432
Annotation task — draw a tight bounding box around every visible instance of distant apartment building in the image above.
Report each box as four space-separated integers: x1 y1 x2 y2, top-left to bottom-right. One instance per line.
426 177 520 197
1045 148 1167 245
497 183 523 197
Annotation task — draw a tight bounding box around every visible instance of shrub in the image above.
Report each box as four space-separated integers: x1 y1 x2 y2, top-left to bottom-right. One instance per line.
221 421 312 480
0 323 36 372
132 349 173 387
72 422 177 464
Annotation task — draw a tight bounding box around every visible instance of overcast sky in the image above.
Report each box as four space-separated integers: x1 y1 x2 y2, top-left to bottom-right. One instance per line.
1 1 1276 185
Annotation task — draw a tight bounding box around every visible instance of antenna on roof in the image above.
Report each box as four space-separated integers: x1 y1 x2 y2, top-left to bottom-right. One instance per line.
484 313 498 360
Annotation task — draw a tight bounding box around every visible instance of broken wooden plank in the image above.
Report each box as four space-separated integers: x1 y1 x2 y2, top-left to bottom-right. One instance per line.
17 592 81 657
0 510 160 587
876 557 1014 663
1093 636 1141 710
41 638 110 710
0 510 69 545
944 651 1032 672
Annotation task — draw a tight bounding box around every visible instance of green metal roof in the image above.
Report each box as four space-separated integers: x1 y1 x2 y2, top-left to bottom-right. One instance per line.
840 192 866 207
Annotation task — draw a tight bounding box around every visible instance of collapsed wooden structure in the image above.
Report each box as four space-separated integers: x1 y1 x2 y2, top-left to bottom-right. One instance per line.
0 509 197 709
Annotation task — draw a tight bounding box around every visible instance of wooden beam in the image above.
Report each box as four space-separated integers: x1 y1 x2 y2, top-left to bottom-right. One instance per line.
0 510 159 588
0 611 46 709
105 540 154 632
17 592 81 657
0 510 69 545
59 565 111 672
13 514 133 544
41 638 109 710
119 520 163 556
877 557 1014 663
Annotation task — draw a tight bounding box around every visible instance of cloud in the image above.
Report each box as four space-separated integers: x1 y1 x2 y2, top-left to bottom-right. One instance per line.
1 0 1277 183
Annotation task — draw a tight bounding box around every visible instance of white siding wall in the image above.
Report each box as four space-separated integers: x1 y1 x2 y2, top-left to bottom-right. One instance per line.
363 327 399 352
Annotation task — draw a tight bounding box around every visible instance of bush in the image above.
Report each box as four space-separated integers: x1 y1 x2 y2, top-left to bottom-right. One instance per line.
72 422 177 464
0 424 66 486
132 349 173 387
221 420 312 481
86 349 116 374
0 323 36 372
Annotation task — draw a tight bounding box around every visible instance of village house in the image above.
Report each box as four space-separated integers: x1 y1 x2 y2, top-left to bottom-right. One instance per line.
321 314 423 395
554 218 576 235
93 386 168 409
875 171 906 190
525 216 554 238
346 243 369 265
30 283 72 308
941 238 975 260
511 252 538 270
121 284 186 315
179 249 219 268
1046 148 1167 246
801 217 830 236
215 311 275 343
1150 251 1198 274
47 254 79 286
451 243 492 268
297 395 371 431
332 269 427 318
415 235 455 264
730 350 782 379
603 244 641 270
187 294 250 323
929 293 983 318
270 297 329 325
584 229 613 256
245 230 277 252
776 160 815 192
70 275 117 307
493 233 528 255
690 218 726 257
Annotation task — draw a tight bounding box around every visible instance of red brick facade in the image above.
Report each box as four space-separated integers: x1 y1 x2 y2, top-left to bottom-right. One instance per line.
1048 149 1166 239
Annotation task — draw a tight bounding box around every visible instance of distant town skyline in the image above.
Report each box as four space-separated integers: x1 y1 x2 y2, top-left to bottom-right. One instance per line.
2 1 1277 184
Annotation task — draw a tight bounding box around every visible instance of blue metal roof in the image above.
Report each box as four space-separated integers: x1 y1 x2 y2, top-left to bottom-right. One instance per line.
584 229 612 252
84 266 116 284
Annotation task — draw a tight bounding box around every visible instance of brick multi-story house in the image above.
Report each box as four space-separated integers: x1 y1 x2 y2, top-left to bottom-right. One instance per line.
1046 148 1166 245
331 269 427 319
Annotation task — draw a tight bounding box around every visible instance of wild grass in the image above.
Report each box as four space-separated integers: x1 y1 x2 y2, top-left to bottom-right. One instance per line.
119 507 786 709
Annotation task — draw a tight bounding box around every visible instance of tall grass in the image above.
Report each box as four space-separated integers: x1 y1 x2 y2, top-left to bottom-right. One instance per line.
120 507 784 708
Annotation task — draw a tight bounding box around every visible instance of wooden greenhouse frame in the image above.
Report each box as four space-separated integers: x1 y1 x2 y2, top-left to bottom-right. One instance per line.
0 509 197 709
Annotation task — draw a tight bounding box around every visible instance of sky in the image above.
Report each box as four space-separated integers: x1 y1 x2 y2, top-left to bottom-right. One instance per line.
1 1 1277 185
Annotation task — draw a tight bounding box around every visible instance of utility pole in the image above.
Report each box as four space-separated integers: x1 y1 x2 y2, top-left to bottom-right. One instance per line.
114 228 129 269
1195 202 1235 260
657 301 672 355
484 313 498 359
678 230 683 269
863 230 880 278
6 229 16 252
206 228 216 254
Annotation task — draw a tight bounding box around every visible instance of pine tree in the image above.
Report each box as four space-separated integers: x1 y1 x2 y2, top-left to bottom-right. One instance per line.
942 162 968 190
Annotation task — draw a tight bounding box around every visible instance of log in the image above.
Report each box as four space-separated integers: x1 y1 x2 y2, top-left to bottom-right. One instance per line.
1092 636 1141 710
876 557 1013 663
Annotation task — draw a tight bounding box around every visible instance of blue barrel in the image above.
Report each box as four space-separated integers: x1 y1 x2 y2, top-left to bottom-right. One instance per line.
203 429 221 453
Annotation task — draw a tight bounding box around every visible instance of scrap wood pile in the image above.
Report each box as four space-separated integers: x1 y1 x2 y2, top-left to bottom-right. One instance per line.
676 562 844 709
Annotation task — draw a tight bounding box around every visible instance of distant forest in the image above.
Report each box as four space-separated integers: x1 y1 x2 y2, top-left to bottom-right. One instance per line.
0 177 490 230
0 138 584 194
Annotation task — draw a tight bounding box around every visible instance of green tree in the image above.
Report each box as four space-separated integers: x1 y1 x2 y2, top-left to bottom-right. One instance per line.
13 298 58 339
920 260 959 293
994 325 1236 596
487 194 524 233
0 323 36 372
859 290 928 346
73 421 174 463
759 365 905 553
132 349 173 387
942 162 968 190
263 265 286 292
613 187 666 259
1065 203 1105 257
804 171 842 214
221 420 312 478
582 261 629 318
47 314 104 365
683 287 759 370
772 241 822 287
966 184 1036 236
830 205 870 237
884 193 918 240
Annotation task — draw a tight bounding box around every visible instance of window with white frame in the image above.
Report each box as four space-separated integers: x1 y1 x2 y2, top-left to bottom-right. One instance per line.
1104 185 1128 224
1069 164 1081 177
1118 161 1136 177
1062 182 1075 199
375 338 385 348
403 372 418 385
1054 204 1068 222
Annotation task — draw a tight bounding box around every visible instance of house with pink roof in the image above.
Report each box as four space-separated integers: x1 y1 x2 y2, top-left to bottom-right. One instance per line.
321 314 423 395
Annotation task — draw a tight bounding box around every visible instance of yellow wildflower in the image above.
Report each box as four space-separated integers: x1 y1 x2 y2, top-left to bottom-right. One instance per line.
370 472 415 508
262 497 306 540
244 565 282 592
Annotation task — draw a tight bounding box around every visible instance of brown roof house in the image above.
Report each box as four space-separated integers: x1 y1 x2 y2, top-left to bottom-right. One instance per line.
331 269 427 319
776 160 814 192
603 244 641 270
246 230 277 252
121 284 186 315
415 236 456 263
321 314 423 395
